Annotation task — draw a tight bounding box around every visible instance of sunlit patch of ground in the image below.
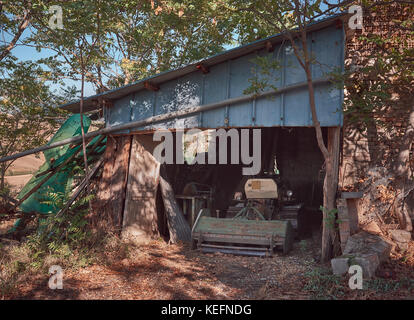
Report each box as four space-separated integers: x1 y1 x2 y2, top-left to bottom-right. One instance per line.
4 238 414 300
4 175 32 194
10 240 316 300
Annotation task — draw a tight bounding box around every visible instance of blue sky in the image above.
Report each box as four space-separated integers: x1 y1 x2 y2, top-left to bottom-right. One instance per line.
5 32 96 98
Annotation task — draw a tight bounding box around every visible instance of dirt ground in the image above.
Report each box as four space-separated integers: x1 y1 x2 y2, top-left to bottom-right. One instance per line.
9 240 315 300
2 233 414 300
4 174 32 193
3 153 43 194
6 154 43 176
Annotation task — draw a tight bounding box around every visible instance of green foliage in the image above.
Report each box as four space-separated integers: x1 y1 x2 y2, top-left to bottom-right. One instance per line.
27 0 236 90
243 56 281 96
304 267 414 300
304 267 346 300
342 13 414 131
26 190 94 263
320 206 340 231
365 278 402 293
364 277 414 294
0 60 68 188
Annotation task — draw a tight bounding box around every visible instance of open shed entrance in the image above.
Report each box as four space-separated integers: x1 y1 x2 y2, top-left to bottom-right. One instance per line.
122 126 328 244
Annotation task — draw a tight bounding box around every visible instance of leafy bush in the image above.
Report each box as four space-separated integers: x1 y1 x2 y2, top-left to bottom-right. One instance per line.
25 190 95 267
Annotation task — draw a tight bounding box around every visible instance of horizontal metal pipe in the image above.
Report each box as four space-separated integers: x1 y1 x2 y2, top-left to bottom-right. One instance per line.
0 78 330 163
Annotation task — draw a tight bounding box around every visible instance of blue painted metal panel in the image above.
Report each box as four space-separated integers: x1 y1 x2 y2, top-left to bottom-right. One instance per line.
108 94 131 127
107 24 345 132
284 43 307 86
174 72 203 129
284 89 311 126
201 63 228 128
131 90 154 131
311 27 343 79
314 82 343 126
108 94 132 134
255 95 283 127
228 54 255 127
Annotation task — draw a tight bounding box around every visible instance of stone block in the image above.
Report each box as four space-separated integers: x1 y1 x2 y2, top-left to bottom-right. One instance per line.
331 257 350 275
389 229 411 243
353 253 380 279
332 231 393 278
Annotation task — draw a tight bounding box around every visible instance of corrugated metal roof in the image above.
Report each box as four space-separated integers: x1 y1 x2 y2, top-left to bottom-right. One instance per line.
60 13 347 113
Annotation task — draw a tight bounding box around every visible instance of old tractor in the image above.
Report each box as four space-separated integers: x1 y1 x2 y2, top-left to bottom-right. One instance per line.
192 174 302 257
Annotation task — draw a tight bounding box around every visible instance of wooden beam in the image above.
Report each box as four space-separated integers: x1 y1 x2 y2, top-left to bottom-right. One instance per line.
93 99 113 109
265 41 274 52
327 126 342 255
196 63 210 74
143 81 160 91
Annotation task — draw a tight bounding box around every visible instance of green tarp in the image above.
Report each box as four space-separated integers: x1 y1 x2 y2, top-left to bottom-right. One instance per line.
17 114 91 214
9 114 107 234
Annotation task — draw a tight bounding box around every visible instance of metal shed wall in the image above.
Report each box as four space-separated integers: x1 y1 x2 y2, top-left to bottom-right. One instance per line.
106 25 344 132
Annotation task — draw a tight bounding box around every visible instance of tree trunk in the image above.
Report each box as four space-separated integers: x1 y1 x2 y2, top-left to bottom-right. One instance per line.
393 102 414 231
0 166 5 191
322 157 334 259
304 65 338 262
299 32 339 261
322 151 341 260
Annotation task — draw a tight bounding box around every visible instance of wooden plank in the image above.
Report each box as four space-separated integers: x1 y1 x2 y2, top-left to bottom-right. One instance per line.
194 216 288 236
122 134 161 241
159 167 192 243
91 135 131 230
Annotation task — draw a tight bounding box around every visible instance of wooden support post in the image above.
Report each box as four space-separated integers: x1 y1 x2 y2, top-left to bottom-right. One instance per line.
327 126 342 255
328 126 341 194
196 63 210 74
337 198 350 252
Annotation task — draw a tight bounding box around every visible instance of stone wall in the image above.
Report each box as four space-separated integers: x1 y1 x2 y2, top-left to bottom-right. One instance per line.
340 2 414 189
